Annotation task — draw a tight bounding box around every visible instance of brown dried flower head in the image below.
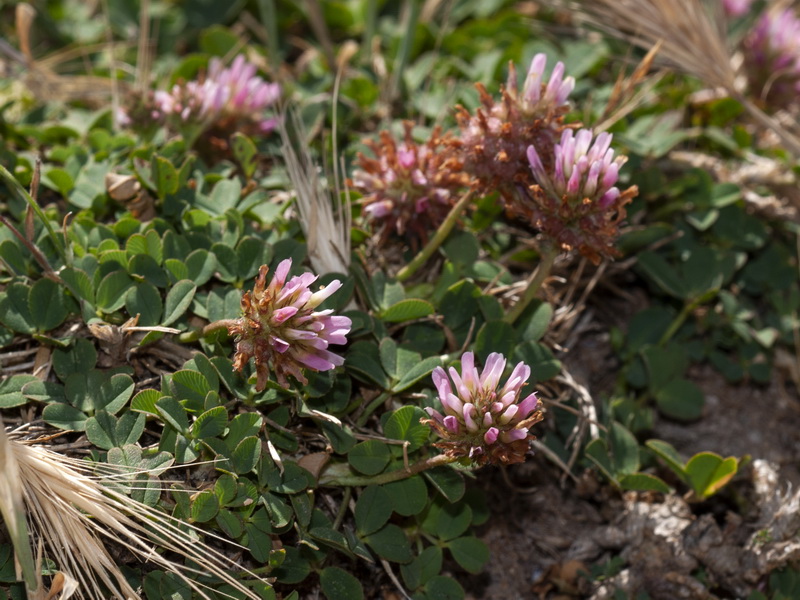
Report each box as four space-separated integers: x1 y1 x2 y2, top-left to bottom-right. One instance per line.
351 121 470 247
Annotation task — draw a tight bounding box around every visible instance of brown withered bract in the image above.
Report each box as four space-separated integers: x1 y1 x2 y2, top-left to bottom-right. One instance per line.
351 121 471 250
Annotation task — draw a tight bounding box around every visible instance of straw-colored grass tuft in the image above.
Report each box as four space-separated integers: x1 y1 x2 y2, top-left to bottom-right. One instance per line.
277 106 352 277
564 0 800 156
570 0 736 91
0 419 269 600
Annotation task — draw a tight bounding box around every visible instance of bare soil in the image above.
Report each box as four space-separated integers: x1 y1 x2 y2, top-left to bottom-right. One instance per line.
466 320 800 599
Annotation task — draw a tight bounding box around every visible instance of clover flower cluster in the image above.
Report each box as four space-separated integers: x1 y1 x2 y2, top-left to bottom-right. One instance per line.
351 122 470 246
424 352 543 466
743 8 800 108
451 53 575 206
525 128 637 263
354 53 635 263
228 259 351 391
120 55 280 139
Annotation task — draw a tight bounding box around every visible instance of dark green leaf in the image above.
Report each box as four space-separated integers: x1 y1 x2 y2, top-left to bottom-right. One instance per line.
125 283 162 326
380 299 435 323
434 501 472 541
424 575 464 599
96 270 134 313
0 283 35 333
474 320 516 363
156 395 190 434
513 341 561 382
346 341 390 389
584 438 615 484
43 402 88 431
364 523 413 563
383 406 429 453
400 546 442 591
393 356 442 393
609 421 640 476
190 490 219 523
355 486 393 536
191 406 228 439
645 439 687 480
97 373 135 414
636 251 687 299
162 280 196 326
618 473 671 494
520 301 553 342
152 154 179 198
273 546 311 585
348 440 391 475
384 476 428 517
654 378 705 421
423 466 464 502
169 369 209 412
447 536 489 574
29 278 68 331
230 436 260 474
320 567 364 600
185 249 217 286
60 267 95 304
231 132 258 179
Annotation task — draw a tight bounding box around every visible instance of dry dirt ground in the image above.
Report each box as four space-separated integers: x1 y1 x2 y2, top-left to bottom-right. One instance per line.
464 324 800 600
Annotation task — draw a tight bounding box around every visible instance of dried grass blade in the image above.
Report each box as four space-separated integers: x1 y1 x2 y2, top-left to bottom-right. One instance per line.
0 419 39 591
9 436 270 600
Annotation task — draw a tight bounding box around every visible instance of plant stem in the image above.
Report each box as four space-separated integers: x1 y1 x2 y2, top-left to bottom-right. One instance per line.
504 245 559 324
332 487 351 530
362 0 378 64
389 0 421 101
176 319 237 343
0 163 67 266
318 453 457 487
355 391 390 427
396 189 474 282
256 0 282 74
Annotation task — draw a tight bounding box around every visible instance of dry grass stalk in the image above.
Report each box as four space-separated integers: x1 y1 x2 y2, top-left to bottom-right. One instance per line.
1 421 269 600
0 420 38 593
277 105 352 277
594 41 663 132
10 3 121 105
571 0 736 90
564 0 800 157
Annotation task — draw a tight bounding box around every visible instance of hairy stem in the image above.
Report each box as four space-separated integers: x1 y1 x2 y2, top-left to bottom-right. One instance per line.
504 245 559 324
318 453 458 487
176 319 237 343
396 189 474 283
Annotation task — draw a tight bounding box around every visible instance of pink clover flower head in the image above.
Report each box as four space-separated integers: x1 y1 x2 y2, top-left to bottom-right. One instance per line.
199 55 282 129
528 128 625 208
228 259 352 391
424 352 543 465
351 121 470 248
523 128 638 264
518 53 575 115
722 0 753 17
123 55 281 137
452 53 574 209
743 8 800 108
